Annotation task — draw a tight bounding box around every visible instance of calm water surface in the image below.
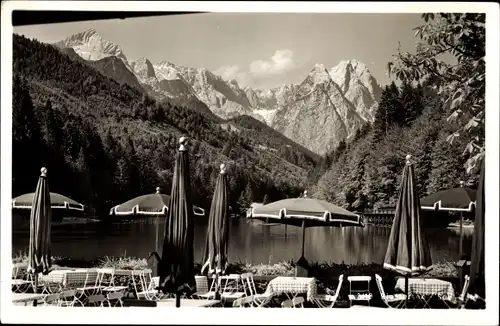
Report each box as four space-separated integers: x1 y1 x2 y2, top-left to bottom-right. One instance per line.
12 217 473 264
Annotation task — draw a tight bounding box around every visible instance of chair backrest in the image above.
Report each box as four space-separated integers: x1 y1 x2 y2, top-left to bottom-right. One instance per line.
459 275 470 301
233 295 255 307
241 273 258 296
334 275 344 299
375 274 387 302
195 275 209 294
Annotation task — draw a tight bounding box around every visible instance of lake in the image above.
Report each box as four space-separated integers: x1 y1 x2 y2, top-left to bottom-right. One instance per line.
12 217 473 265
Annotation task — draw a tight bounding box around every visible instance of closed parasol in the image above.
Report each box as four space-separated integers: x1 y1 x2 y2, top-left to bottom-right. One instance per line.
201 163 230 297
469 158 485 300
28 167 53 296
383 155 432 306
155 137 196 307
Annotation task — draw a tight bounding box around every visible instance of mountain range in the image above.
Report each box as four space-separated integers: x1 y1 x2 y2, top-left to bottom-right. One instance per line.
54 28 383 155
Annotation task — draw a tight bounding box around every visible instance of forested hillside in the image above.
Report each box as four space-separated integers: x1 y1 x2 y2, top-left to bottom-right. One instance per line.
12 34 318 217
312 13 485 212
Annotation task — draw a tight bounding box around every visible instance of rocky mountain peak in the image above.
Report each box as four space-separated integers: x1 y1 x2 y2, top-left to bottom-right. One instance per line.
129 57 157 81
55 29 128 63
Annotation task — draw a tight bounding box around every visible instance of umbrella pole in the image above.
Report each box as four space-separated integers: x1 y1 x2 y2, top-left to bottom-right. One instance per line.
34 273 38 293
175 292 181 307
154 221 159 277
405 274 409 308
301 220 306 258
459 212 464 259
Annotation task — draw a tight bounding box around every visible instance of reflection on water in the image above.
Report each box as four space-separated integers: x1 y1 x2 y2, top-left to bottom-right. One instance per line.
12 218 472 264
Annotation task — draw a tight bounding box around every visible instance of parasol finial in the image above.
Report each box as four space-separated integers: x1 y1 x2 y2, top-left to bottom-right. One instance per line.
179 136 188 151
460 180 465 187
405 154 412 165
156 187 161 194
220 163 226 175
303 190 308 198
40 167 47 177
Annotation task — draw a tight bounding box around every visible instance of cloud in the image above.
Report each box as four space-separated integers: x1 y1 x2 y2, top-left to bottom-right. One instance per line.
213 49 295 87
213 64 249 87
214 65 241 81
249 49 295 77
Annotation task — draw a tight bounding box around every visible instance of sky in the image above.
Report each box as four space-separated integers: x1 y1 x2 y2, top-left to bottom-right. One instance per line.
14 12 426 89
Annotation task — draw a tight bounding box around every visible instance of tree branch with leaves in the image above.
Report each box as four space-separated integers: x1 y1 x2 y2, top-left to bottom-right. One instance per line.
388 13 485 173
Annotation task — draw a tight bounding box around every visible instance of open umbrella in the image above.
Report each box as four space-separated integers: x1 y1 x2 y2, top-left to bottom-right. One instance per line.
469 158 485 300
201 163 230 296
383 154 432 306
12 192 84 211
28 167 52 295
109 188 205 216
110 187 170 216
421 183 477 258
154 137 196 307
420 186 477 212
250 191 363 274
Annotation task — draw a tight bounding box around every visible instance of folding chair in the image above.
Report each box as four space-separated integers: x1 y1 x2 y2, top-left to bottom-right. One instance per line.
312 274 344 308
11 265 31 293
444 275 473 309
99 269 129 294
75 270 103 303
375 274 406 308
192 275 217 299
347 275 373 307
219 274 246 303
136 274 165 301
241 273 273 307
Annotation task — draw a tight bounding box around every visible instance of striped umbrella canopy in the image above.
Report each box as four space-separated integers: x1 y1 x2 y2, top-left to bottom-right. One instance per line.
469 158 485 299
110 187 170 216
12 192 84 211
384 155 432 304
201 163 230 276
157 137 196 307
109 188 205 216
250 191 363 264
420 186 477 212
28 167 53 294
421 182 477 259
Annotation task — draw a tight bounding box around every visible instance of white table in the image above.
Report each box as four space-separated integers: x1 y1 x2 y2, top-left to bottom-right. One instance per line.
264 276 317 301
156 298 221 307
395 277 457 308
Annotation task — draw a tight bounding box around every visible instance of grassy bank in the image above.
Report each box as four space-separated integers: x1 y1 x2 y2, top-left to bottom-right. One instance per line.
12 252 459 277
